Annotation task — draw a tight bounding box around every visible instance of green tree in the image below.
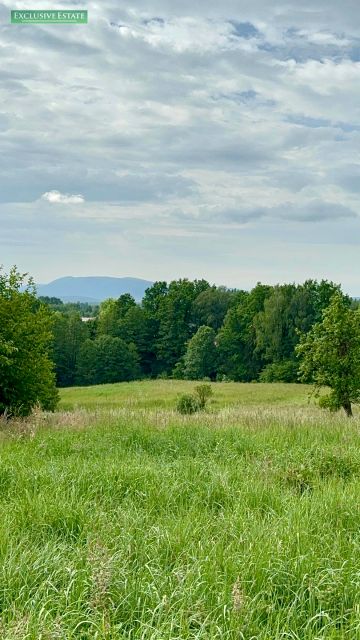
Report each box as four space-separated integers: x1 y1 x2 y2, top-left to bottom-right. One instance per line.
0 267 58 416
255 284 305 366
76 335 140 386
0 337 15 367
141 282 169 377
156 279 210 374
39 297 98 317
255 281 346 381
142 281 168 316
182 326 217 380
116 306 155 375
192 286 236 331
217 284 272 381
52 312 88 387
97 294 137 337
296 292 360 417
38 296 64 307
95 335 139 384
74 339 97 386
302 279 348 323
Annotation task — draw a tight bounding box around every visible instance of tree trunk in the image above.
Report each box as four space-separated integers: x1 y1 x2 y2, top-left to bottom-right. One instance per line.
343 400 353 417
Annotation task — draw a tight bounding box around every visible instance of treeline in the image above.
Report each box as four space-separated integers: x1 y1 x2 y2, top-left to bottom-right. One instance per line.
46 279 357 388
38 297 98 317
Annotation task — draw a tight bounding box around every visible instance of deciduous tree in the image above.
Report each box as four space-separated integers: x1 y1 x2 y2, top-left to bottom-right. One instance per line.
296 292 360 417
182 325 217 380
0 267 58 416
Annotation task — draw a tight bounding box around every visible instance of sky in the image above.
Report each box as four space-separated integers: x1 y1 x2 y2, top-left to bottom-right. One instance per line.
1 1 360 293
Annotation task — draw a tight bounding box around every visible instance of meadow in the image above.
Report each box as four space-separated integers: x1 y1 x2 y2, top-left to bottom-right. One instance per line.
1 381 360 639
59 380 311 412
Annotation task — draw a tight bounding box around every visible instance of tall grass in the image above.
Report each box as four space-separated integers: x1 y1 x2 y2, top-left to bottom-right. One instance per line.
58 380 312 412
0 386 359 637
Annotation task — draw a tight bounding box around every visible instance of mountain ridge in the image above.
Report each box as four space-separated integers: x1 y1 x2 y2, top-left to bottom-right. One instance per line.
36 276 153 303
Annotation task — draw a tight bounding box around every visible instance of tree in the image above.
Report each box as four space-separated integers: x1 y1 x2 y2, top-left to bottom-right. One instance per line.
255 281 346 382
76 335 140 385
255 284 300 366
156 279 210 374
38 296 64 307
52 311 88 386
217 284 272 381
142 281 168 316
141 282 169 377
192 286 236 332
296 292 360 417
74 339 97 386
97 294 137 337
116 306 155 375
0 267 58 416
182 326 217 380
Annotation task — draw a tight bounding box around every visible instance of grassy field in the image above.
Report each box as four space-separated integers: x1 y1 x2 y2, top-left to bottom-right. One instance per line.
59 379 313 411
1 382 360 638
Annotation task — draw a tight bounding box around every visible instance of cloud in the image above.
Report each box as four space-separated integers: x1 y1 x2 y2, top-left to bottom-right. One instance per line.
304 31 350 47
270 200 358 222
112 17 240 53
185 200 359 226
41 190 85 204
1 0 360 292
287 59 360 96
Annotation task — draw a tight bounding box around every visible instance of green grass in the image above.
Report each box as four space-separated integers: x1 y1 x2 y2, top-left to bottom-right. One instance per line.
59 379 312 412
1 382 360 638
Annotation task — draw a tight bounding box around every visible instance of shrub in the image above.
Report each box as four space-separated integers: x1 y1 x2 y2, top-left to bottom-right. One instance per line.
176 385 214 414
176 394 199 415
216 373 230 382
194 384 213 409
259 360 299 383
172 359 185 379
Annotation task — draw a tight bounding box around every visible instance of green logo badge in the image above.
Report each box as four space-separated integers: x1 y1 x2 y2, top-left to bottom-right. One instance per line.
11 10 88 24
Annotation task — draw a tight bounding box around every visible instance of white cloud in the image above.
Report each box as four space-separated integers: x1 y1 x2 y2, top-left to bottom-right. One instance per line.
41 190 85 204
113 16 253 53
287 59 360 96
1 0 360 291
304 31 350 46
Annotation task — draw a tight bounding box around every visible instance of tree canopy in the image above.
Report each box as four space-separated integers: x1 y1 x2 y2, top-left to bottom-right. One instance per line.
0 267 58 416
296 292 360 417
182 326 217 380
35 275 358 390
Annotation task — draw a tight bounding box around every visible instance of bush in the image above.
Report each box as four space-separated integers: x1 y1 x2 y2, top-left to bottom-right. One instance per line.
176 394 199 415
172 359 185 379
216 373 230 382
194 384 213 409
259 360 299 383
176 385 214 414
157 372 169 380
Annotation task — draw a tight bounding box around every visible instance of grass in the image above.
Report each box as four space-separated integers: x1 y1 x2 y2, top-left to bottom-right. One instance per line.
0 382 360 638
59 379 312 412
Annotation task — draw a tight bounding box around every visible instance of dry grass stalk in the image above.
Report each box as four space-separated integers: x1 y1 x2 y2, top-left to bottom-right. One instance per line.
232 577 246 613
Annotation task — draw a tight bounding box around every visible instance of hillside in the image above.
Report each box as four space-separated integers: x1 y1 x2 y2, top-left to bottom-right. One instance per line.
36 276 153 303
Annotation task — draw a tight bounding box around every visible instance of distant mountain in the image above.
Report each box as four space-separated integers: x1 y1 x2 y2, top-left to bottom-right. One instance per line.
36 276 153 303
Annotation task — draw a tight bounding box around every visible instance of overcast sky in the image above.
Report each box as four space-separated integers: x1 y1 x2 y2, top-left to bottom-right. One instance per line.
1 1 360 293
